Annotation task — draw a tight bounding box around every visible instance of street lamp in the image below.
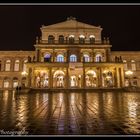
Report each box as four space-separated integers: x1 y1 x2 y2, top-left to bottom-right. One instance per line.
125 70 133 87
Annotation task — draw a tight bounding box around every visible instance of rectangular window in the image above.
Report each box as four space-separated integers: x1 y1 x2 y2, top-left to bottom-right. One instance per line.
14 64 19 71
5 64 10 71
4 81 10 88
124 63 127 70
23 64 26 71
131 63 136 71
13 81 18 88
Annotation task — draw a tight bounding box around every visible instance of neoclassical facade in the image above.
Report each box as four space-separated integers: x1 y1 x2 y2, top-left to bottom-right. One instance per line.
0 17 140 89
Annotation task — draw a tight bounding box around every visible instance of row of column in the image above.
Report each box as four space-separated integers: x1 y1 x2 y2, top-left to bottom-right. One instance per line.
27 67 124 88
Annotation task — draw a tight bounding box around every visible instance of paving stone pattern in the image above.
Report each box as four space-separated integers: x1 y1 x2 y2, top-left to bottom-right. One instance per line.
0 91 140 135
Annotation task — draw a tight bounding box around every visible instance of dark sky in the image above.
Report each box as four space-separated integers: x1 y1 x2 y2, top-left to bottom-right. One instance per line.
0 5 140 51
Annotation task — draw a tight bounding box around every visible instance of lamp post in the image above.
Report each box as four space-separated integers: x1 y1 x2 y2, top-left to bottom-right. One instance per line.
125 70 133 87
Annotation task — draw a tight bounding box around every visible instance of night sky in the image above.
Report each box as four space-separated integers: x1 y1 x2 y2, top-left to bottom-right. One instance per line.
0 5 140 51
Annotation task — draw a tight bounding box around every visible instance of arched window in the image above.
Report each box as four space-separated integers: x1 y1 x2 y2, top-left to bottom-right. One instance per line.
53 70 65 88
5 60 11 71
131 60 136 71
59 35 64 44
95 54 102 62
3 77 10 88
83 54 90 62
123 60 128 70
0 60 1 71
44 54 51 62
79 35 85 44
70 54 77 62
89 35 95 44
69 35 75 44
56 54 64 62
23 59 28 71
48 35 55 44
13 77 18 88
14 60 20 71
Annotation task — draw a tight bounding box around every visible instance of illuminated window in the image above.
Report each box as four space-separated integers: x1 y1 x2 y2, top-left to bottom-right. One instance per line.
23 59 28 71
89 35 95 44
123 60 128 70
79 35 85 44
48 35 55 44
70 55 77 62
13 77 18 88
83 54 90 62
131 60 136 71
69 35 75 44
4 81 10 88
59 35 64 44
3 77 10 88
5 60 11 71
95 54 102 62
57 54 64 62
14 60 20 71
44 54 51 62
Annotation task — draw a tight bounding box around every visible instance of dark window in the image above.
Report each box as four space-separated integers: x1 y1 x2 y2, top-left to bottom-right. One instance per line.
48 35 55 44
79 37 85 44
59 35 64 44
90 37 95 44
69 36 75 44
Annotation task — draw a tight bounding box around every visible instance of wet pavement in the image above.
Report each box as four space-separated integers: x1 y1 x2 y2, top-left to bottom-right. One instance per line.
0 90 140 135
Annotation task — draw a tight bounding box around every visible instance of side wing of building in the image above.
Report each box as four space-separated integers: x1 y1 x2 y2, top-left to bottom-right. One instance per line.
111 51 140 87
0 51 35 89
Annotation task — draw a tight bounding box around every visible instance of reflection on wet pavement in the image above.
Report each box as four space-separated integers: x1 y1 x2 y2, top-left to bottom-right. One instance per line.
0 90 140 135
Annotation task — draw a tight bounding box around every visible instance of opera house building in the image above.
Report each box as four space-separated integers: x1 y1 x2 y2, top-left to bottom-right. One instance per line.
0 17 140 90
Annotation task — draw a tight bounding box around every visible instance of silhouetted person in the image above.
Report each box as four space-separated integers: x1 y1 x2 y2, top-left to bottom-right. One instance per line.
19 86 21 90
16 86 18 91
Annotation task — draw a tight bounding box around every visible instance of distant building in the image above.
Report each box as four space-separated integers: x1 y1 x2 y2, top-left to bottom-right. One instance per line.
0 17 139 89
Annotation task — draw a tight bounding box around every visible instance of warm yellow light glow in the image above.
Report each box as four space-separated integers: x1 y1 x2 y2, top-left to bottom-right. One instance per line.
21 71 28 76
86 70 96 77
69 35 75 38
103 70 108 73
106 76 111 79
125 70 133 76
89 35 95 38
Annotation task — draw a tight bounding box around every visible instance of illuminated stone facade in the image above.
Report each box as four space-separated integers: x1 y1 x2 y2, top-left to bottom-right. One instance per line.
0 17 139 89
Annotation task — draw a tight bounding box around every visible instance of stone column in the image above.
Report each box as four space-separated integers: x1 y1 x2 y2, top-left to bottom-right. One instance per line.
27 67 32 88
36 49 40 62
116 67 120 88
52 50 54 62
49 68 52 88
31 67 34 88
65 68 69 88
98 67 103 87
120 67 125 87
83 68 85 88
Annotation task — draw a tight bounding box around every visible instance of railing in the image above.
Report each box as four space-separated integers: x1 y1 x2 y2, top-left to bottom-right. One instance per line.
38 40 110 45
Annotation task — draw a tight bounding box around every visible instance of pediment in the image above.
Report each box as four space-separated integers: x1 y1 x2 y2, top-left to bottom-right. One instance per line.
41 18 101 30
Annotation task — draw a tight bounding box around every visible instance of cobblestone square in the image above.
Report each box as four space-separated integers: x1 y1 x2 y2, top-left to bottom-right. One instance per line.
0 91 140 135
